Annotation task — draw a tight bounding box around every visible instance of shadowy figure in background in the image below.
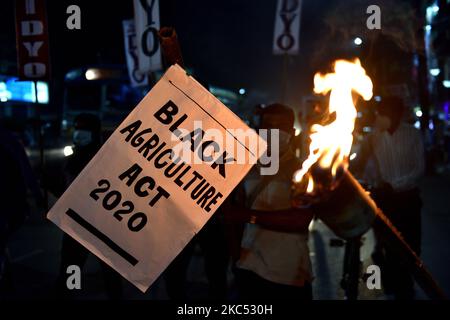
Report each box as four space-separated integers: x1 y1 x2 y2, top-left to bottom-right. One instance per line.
0 121 44 293
356 96 425 299
55 113 123 300
164 214 229 300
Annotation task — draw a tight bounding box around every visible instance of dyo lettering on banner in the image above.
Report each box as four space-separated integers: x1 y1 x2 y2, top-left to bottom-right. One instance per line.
123 19 148 87
15 0 51 79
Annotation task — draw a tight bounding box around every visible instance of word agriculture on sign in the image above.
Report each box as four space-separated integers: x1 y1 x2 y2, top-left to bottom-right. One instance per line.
47 64 266 292
15 0 51 80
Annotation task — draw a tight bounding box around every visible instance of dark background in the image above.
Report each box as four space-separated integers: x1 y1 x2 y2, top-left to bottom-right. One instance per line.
0 0 349 109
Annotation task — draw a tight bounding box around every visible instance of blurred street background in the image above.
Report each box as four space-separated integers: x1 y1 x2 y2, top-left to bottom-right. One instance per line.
1 0 450 300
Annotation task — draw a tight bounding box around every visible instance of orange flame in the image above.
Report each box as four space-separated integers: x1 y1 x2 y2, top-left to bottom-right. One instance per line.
293 59 373 191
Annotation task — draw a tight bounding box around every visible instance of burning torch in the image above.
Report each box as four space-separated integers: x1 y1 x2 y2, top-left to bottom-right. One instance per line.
292 59 447 300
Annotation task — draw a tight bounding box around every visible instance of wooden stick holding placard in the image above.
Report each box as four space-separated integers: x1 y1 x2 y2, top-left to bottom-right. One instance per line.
158 27 184 69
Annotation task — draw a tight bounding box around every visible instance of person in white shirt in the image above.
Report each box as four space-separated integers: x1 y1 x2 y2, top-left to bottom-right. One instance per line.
224 103 314 300
356 96 425 299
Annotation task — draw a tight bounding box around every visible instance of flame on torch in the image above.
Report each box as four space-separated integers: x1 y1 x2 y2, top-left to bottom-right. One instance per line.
293 59 373 192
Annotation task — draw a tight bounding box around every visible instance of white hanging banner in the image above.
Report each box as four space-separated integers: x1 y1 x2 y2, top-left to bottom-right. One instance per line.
133 0 162 73
273 0 302 55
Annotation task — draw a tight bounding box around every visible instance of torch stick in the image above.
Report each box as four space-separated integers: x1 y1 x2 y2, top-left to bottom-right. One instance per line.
341 170 447 300
293 59 446 300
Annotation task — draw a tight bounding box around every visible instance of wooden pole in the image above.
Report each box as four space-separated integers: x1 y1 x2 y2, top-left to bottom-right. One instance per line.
344 171 447 300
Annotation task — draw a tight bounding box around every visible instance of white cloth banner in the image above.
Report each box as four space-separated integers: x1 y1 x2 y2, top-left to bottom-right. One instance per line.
47 65 266 292
273 0 302 55
122 19 148 88
133 0 162 73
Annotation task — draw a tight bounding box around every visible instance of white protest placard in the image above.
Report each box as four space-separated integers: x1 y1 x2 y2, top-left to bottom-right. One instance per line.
122 19 148 88
47 64 266 292
273 0 303 55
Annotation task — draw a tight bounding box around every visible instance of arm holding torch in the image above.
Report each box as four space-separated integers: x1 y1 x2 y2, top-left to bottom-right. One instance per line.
292 59 447 300
224 201 313 234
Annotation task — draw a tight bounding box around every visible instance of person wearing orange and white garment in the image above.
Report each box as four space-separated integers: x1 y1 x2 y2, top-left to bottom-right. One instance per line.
224 103 314 300
357 96 425 299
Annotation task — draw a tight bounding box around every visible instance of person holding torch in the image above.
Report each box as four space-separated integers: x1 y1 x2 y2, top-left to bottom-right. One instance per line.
224 103 314 300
